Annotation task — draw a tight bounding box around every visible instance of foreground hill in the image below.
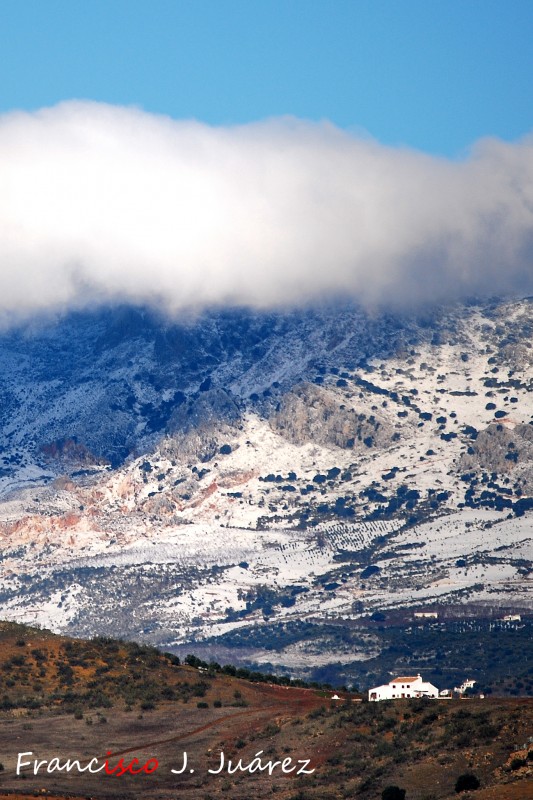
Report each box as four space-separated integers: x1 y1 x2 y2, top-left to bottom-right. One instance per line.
0 623 531 800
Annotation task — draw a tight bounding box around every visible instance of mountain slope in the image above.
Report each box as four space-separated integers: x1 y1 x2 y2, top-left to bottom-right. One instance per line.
0 297 531 668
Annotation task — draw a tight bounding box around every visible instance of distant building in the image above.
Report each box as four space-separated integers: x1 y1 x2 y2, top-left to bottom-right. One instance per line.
501 614 521 622
454 679 476 694
414 611 438 620
368 674 439 701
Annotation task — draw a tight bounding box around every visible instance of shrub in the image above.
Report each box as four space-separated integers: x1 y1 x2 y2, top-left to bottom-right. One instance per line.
31 648 47 662
382 787 406 800
163 652 180 666
362 566 381 579
455 772 480 792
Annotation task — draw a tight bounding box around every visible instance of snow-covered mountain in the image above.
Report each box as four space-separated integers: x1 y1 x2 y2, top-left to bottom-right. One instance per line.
0 297 531 670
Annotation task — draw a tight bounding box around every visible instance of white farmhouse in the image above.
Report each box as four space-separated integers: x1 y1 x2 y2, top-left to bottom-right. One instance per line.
368 674 439 701
454 679 476 695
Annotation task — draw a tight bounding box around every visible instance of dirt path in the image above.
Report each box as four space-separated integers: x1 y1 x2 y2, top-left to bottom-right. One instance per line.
83 685 321 764
95 703 285 762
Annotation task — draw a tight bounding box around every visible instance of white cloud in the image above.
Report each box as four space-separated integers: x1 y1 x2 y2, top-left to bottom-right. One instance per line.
1 101 532 320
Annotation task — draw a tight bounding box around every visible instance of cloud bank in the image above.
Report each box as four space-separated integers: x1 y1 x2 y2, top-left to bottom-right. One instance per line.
1 101 533 319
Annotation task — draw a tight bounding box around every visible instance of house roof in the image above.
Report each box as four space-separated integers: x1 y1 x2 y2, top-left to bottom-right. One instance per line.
391 675 420 683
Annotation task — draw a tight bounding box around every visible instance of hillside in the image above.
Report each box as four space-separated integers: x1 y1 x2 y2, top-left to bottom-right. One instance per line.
0 298 531 669
0 623 531 800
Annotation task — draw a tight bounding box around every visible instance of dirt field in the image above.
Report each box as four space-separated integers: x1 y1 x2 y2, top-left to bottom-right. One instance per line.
0 684 326 798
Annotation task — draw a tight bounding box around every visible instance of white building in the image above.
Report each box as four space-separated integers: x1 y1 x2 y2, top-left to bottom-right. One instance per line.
414 612 438 620
501 614 521 622
368 674 439 701
454 679 476 695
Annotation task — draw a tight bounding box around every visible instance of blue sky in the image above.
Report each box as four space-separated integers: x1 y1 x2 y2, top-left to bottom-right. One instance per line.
1 0 532 156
